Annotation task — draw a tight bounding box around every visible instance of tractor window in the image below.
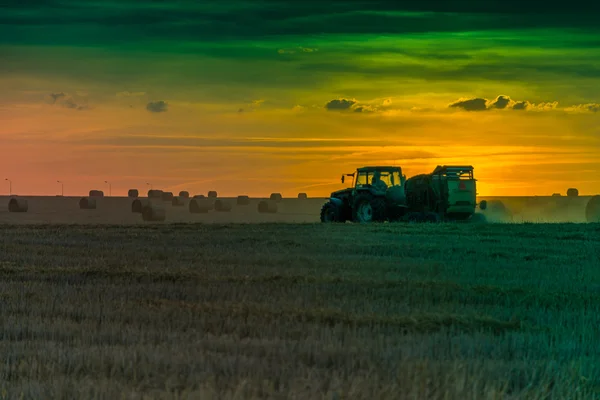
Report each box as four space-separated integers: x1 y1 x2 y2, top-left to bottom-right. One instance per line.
355 172 369 187
390 171 402 186
374 172 392 187
447 169 473 180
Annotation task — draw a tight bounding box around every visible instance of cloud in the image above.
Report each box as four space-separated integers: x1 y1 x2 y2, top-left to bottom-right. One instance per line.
47 91 89 110
447 95 569 112
353 105 376 113
564 103 600 113
117 91 146 97
146 100 168 113
49 92 65 103
325 98 357 111
489 95 512 109
448 97 488 111
292 105 306 112
512 101 530 110
278 47 318 55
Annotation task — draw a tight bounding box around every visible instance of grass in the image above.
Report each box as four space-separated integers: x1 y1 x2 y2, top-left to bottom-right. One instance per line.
0 222 599 399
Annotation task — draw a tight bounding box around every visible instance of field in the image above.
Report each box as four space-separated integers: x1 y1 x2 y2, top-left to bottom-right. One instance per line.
0 195 595 224
1 218 600 399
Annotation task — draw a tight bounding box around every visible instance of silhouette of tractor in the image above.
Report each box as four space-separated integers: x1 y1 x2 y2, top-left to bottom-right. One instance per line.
320 165 487 223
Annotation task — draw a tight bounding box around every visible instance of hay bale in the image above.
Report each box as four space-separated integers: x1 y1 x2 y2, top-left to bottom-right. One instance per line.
214 199 232 212
270 193 283 202
128 189 139 198
189 197 213 213
132 198 150 213
142 202 166 222
237 195 250 205
207 191 217 198
298 192 308 199
79 197 97 209
89 190 104 197
552 193 561 197
162 191 174 202
179 191 190 198
586 196 600 223
566 188 579 197
8 197 28 213
193 194 205 199
148 189 163 199
172 196 186 206
258 200 278 213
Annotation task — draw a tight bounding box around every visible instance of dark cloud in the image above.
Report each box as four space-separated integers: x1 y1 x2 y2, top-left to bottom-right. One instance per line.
512 101 530 110
48 92 89 110
0 1 598 45
49 92 65 103
446 95 599 113
449 98 488 111
146 100 168 113
325 98 356 111
489 95 511 109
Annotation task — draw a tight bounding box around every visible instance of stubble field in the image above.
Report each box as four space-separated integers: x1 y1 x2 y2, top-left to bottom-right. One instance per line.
1 220 599 399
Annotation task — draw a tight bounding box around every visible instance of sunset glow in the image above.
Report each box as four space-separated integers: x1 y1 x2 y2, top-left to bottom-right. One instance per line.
1 2 599 197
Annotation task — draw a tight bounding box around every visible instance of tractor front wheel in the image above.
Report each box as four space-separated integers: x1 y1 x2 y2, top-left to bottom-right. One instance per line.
320 202 344 223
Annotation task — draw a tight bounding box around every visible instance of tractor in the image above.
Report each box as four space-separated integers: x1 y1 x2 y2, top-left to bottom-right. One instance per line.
320 165 487 223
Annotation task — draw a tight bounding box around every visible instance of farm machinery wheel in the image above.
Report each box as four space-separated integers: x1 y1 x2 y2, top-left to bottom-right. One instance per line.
469 213 488 223
320 202 345 223
404 212 424 223
352 193 386 223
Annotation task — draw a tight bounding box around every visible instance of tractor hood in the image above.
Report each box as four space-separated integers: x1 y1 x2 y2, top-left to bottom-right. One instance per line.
330 188 353 198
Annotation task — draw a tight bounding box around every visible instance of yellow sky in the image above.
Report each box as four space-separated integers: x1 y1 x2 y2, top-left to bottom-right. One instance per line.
1 94 598 197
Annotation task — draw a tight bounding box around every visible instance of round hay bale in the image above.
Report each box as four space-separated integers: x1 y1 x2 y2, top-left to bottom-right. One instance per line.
258 200 278 213
142 203 166 222
270 193 283 202
237 195 250 205
89 190 104 197
79 197 97 210
128 189 139 198
298 192 308 199
586 196 600 223
207 191 218 198
214 199 232 212
566 188 579 197
161 191 174 202
193 194 205 199
172 196 186 206
189 197 213 213
179 191 190 198
148 189 163 198
132 198 150 213
552 193 561 197
8 197 28 213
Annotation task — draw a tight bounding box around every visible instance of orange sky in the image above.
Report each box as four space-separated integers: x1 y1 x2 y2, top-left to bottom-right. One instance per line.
2 98 598 197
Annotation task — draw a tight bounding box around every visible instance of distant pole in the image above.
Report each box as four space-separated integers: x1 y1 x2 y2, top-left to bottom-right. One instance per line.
4 178 11 195
105 180 111 196
57 180 63 196
146 182 153 190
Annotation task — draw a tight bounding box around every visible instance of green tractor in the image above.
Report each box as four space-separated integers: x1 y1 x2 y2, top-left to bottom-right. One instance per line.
320 165 487 223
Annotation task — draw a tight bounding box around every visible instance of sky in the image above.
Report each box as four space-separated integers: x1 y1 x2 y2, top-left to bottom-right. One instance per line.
1 1 599 197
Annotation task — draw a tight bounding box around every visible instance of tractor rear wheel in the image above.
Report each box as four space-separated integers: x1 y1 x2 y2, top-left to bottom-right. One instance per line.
320 202 344 223
424 212 441 223
404 211 424 223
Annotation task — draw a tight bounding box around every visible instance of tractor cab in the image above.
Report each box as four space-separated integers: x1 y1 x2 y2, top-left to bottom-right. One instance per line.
342 166 406 189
